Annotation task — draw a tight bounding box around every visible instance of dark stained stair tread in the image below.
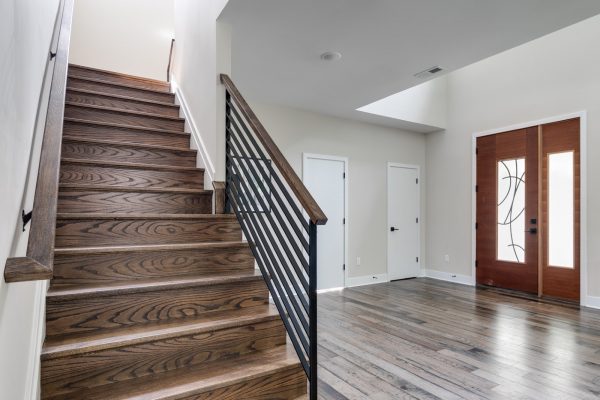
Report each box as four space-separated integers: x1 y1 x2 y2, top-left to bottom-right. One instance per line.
65 102 185 122
53 240 245 255
67 75 173 95
68 64 171 92
42 346 306 400
61 136 196 153
63 118 190 137
56 212 235 220
46 271 264 301
59 183 210 194
66 87 178 107
60 157 203 172
42 304 281 359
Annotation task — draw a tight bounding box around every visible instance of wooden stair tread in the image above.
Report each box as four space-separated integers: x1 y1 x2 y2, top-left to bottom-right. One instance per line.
65 102 185 122
67 75 173 95
56 212 236 220
42 304 280 359
43 345 303 400
62 136 196 153
63 118 190 136
59 183 211 194
47 271 264 300
61 157 203 172
54 240 247 255
69 64 170 90
66 87 177 107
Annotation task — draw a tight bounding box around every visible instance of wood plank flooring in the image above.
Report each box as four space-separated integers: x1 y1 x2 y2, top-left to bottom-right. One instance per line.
317 278 600 399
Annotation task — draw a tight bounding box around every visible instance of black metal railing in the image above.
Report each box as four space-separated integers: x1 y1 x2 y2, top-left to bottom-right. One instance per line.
221 74 326 400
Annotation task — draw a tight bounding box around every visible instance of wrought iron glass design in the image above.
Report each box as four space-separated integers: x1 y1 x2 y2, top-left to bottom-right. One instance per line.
497 158 526 263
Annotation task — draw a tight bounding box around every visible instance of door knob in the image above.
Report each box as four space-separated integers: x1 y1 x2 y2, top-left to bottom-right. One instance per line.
390 227 398 232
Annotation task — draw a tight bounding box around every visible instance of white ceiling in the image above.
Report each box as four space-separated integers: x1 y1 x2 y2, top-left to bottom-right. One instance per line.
220 0 600 130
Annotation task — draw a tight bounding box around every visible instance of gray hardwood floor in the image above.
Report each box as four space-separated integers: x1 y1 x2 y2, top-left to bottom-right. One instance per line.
316 278 600 399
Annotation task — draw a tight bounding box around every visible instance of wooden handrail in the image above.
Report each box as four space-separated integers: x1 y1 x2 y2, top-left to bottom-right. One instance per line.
4 0 74 283
220 74 327 225
167 38 175 82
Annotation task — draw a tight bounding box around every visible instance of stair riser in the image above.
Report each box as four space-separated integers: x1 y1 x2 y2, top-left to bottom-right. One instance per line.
63 120 190 149
68 67 170 92
61 141 196 168
41 320 286 397
60 164 203 190
179 366 307 400
46 280 269 337
66 90 180 117
58 190 212 214
68 77 174 103
52 245 255 288
65 104 185 132
55 219 242 247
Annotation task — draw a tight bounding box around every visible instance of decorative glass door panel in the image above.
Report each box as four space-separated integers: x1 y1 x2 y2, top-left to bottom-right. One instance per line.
497 158 526 263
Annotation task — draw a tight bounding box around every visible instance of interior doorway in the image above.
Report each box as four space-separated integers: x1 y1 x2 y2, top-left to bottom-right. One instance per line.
476 118 581 301
387 163 420 281
303 153 347 291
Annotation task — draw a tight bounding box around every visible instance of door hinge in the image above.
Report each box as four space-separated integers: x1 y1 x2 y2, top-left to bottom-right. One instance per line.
475 260 478 268
343 218 346 225
343 172 346 179
475 185 479 193
416 178 419 184
475 222 478 230
476 147 479 155
343 264 346 271
416 217 419 223
416 257 419 263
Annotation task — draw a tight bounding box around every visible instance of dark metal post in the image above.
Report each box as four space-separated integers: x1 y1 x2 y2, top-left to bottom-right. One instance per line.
308 221 318 400
224 91 232 213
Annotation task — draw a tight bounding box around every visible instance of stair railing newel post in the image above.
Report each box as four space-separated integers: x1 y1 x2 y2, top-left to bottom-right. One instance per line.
308 220 318 400
221 74 326 399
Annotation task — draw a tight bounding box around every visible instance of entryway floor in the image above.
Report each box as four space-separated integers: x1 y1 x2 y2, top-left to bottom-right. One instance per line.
317 278 600 399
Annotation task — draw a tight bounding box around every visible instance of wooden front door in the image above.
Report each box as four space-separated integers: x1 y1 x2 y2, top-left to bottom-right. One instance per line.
476 118 580 301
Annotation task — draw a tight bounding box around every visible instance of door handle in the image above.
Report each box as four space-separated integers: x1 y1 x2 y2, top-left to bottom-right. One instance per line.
390 227 398 232
526 228 537 234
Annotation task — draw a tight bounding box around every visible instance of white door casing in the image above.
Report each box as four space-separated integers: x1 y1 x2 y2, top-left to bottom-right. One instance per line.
387 163 420 280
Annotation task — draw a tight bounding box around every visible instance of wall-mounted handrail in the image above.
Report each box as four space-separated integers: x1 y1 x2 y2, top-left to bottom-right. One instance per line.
220 74 327 225
4 0 74 283
167 38 175 82
221 74 325 400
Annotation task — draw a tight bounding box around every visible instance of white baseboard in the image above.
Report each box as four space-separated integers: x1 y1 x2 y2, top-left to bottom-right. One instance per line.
170 77 215 183
345 273 389 288
25 280 48 400
422 269 475 286
584 295 600 310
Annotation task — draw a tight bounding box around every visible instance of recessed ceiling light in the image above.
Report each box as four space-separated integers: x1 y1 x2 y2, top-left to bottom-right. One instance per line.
320 51 342 61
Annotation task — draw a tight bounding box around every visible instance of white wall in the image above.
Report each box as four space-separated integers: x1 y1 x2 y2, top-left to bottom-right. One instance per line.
69 0 174 80
426 15 600 302
358 76 448 131
252 102 427 281
172 0 230 182
0 0 60 398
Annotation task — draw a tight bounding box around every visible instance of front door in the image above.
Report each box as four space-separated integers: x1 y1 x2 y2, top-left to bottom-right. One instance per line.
476 118 580 301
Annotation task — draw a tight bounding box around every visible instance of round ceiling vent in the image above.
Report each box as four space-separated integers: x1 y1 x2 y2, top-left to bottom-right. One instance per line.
320 51 342 61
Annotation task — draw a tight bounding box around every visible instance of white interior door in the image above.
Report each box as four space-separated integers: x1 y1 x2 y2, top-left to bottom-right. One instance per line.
303 155 346 290
388 164 420 280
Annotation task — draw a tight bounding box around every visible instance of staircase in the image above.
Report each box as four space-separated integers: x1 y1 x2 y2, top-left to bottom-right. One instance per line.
41 64 307 399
